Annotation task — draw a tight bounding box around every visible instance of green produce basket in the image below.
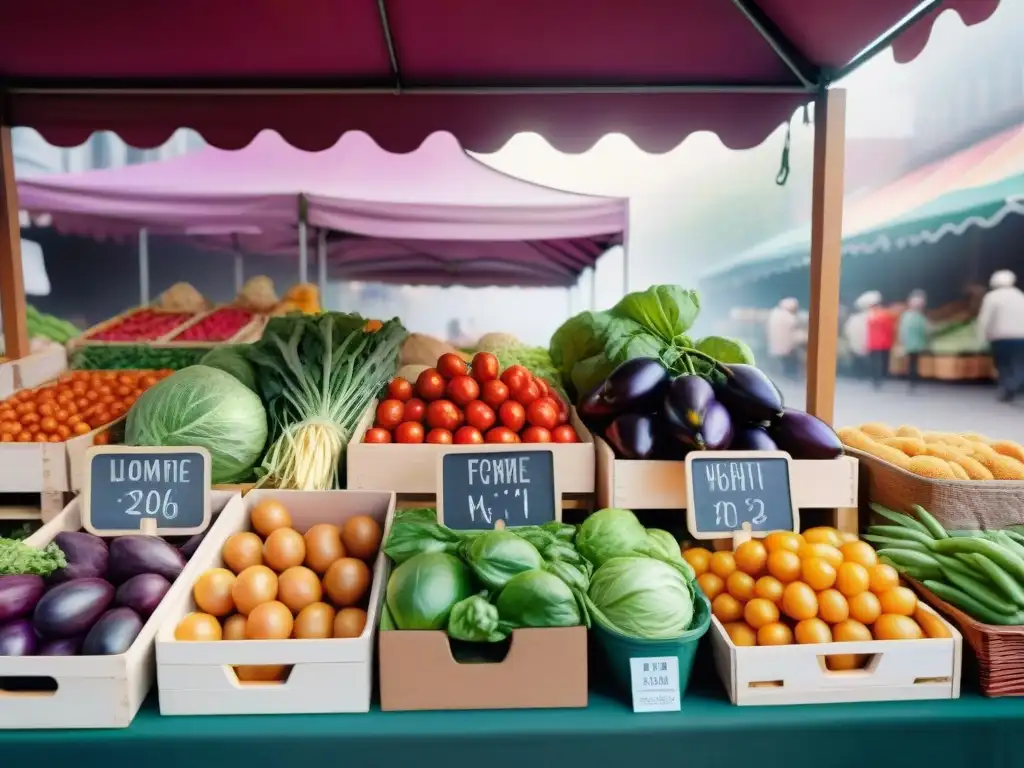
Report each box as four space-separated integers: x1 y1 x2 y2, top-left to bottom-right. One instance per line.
592 592 711 700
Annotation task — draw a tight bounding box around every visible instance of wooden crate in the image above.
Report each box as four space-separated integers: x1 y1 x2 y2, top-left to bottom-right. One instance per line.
69 306 200 351
155 489 394 716
153 306 267 349
708 605 962 706
0 491 238 729
595 436 860 534
346 404 596 507
13 346 68 390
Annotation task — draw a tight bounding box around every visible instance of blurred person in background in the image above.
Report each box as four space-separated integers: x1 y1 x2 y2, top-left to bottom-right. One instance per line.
898 290 930 393
978 270 1024 403
866 292 895 390
767 297 801 379
844 292 877 379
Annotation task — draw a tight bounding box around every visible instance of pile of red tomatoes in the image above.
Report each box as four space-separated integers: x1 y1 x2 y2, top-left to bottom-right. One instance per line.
364 352 580 445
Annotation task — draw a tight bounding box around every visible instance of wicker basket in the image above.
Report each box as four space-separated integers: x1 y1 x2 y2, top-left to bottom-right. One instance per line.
910 580 1024 697
848 447 1024 531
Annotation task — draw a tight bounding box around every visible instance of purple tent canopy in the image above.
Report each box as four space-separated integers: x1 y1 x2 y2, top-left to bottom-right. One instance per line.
17 131 627 288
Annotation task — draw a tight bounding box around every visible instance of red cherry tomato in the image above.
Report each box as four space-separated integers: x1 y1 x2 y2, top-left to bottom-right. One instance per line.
387 377 414 402
446 375 480 407
498 400 526 432
526 397 559 430
534 377 550 398
485 426 520 444
521 426 552 443
364 427 392 444
416 369 447 401
375 399 405 430
480 379 509 410
551 394 570 425
510 379 541 407
500 365 532 391
426 428 453 444
454 426 485 444
464 400 496 432
426 399 462 431
471 352 500 383
403 398 426 422
436 353 469 379
394 421 425 443
551 424 579 443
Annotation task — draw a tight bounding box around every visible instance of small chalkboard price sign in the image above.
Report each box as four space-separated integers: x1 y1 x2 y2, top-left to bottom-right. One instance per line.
437 448 559 531
82 445 212 537
684 451 799 547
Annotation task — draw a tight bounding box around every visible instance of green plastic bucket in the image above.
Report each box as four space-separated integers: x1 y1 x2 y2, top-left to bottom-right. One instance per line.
592 592 712 699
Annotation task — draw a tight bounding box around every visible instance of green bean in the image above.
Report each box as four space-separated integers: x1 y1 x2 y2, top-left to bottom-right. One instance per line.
932 552 979 581
875 548 938 568
971 554 1024 607
1005 528 1024 544
923 580 1024 625
946 529 987 538
912 505 949 540
878 555 942 582
865 525 936 547
869 504 932 535
861 534 931 552
992 531 1024 563
934 566 1014 614
932 537 1024 583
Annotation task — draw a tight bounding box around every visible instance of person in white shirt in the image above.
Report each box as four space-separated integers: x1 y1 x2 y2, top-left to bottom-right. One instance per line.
766 297 801 379
844 291 880 379
978 270 1024 402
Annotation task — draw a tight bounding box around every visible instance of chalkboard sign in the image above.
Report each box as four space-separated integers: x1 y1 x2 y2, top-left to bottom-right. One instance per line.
684 451 798 541
82 446 212 537
437 448 559 530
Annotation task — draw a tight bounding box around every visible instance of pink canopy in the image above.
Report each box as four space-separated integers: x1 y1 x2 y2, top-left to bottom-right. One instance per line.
17 131 627 287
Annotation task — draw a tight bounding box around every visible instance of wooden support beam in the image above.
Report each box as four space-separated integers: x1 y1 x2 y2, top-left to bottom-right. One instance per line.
805 88 846 425
0 127 29 360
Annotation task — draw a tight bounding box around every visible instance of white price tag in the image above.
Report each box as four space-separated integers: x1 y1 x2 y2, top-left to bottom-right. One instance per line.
629 656 681 713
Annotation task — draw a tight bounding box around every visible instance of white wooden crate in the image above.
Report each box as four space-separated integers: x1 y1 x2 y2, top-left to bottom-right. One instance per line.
0 360 14 400
347 403 595 495
155 489 395 716
709 606 963 706
13 346 68 390
0 490 239 729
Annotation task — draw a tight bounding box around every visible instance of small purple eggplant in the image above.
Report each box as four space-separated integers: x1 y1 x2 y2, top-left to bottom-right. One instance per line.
604 414 658 460
768 408 844 460
663 375 716 443
730 426 778 451
714 364 784 423
599 358 670 413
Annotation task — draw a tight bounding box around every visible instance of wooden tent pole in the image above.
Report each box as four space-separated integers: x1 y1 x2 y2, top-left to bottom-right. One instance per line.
0 126 29 360
804 88 846 425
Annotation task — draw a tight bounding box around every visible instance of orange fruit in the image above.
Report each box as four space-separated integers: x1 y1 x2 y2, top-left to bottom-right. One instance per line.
801 558 837 591
726 570 756 602
754 575 785 604
832 619 872 643
817 589 850 624
794 618 833 644
827 654 866 671
799 542 844 568
840 540 879 569
836 562 870 597
868 563 900 594
724 622 758 647
848 591 882 625
709 551 737 580
757 622 794 646
878 586 917 616
767 549 802 582
764 531 804 554
803 527 842 547
743 598 780 630
782 581 819 621
696 572 725 600
682 547 712 576
873 614 924 640
734 540 768 576
712 593 744 623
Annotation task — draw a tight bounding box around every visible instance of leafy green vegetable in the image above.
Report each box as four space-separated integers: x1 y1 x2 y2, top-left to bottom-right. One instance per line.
496 569 585 629
382 515 462 565
576 508 695 579
586 556 695 639
200 345 258 392
0 538 66 576
447 593 507 642
386 551 474 630
126 365 268 484
694 336 755 365
646 528 681 560
611 285 700 342
549 310 615 382
462 530 545 591
71 344 206 371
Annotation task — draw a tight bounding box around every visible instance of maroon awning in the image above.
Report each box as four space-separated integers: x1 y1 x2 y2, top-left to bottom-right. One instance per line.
0 0 999 152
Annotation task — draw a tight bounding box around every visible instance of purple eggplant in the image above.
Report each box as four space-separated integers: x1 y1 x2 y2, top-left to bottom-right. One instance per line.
115 573 171 618
47 531 109 584
604 414 658 460
768 408 844 460
0 574 45 623
107 536 185 584
82 607 143 656
714 364 784 423
33 578 115 639
180 530 208 561
700 401 734 450
0 619 38 656
730 427 779 451
663 375 716 443
577 383 617 426
38 635 83 655
599 358 669 413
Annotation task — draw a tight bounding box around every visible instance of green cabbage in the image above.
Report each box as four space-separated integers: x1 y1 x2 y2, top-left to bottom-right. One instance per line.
383 516 462 565
200 345 258 392
586 557 695 639
463 530 544 591
496 569 584 629
576 508 694 579
125 365 268 484
646 528 680 559
386 552 473 630
447 594 506 642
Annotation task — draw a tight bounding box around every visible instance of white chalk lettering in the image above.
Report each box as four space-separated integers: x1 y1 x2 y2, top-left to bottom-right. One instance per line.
468 495 491 524
468 459 480 486
519 456 530 483
107 456 193 484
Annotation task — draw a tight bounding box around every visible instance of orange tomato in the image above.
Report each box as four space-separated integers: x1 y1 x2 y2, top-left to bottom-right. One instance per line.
794 618 833 645
712 593 744 623
782 581 818 621
724 622 758 647
801 558 837 591
726 570 756 602
757 622 794 646
839 540 879 569
802 527 842 547
764 531 804 554
848 591 882 624
832 618 872 643
733 539 768 576
873 614 924 641
709 551 737 580
743 598 779 630
696 572 725 601
868 563 900 594
817 589 850 624
878 586 917 616
94 431 111 445
754 575 785 604
799 542 844 568
836 562 870 597
682 547 712 577
767 549 802 582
